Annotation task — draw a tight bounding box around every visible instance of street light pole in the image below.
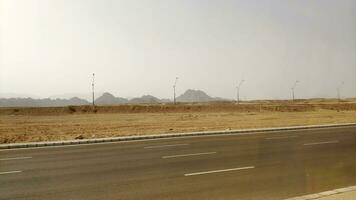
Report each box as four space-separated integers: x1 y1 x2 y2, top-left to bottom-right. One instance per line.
337 82 344 102
291 80 299 102
236 80 245 104
92 73 95 107
173 77 178 104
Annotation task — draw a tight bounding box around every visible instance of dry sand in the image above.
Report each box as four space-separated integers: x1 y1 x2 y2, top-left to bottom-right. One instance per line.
1 102 356 144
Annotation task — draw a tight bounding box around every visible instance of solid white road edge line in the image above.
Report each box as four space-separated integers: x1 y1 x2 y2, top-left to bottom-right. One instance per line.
184 166 255 176
303 140 339 146
284 185 356 200
144 143 189 149
162 152 216 159
0 171 22 175
0 156 32 161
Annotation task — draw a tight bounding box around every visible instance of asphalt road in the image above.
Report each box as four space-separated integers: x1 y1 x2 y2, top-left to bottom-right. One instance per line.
1 126 356 200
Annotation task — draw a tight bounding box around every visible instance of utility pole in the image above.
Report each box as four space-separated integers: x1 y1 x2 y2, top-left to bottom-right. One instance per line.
92 73 95 107
173 77 178 104
236 80 245 104
291 80 299 102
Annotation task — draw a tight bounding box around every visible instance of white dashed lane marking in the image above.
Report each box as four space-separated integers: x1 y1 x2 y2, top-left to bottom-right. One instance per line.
162 152 216 159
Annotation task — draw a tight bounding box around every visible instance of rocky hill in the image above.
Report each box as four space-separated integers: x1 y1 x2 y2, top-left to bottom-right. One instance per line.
176 89 222 102
95 92 129 105
129 95 162 104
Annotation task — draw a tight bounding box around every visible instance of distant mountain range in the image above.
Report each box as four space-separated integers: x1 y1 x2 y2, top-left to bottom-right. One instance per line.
0 97 89 107
0 90 225 107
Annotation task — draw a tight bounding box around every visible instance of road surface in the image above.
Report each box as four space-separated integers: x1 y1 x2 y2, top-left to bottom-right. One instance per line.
1 126 356 200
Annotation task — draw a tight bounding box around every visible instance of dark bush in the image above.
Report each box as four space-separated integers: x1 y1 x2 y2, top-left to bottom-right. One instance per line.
68 106 76 113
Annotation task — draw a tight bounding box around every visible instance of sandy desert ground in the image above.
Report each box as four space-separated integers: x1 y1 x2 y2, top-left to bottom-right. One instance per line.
1 100 356 143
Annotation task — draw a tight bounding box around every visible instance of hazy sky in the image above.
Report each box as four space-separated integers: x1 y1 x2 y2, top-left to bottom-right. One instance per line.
1 0 356 100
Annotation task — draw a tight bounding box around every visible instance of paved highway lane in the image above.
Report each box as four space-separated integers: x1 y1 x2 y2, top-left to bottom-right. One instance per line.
1 126 356 200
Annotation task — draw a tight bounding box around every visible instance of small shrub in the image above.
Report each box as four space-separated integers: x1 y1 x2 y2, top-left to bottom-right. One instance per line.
75 135 85 140
68 106 76 113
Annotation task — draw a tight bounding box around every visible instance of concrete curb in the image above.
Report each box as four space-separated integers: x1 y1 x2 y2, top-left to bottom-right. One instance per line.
1 123 356 150
285 185 356 200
